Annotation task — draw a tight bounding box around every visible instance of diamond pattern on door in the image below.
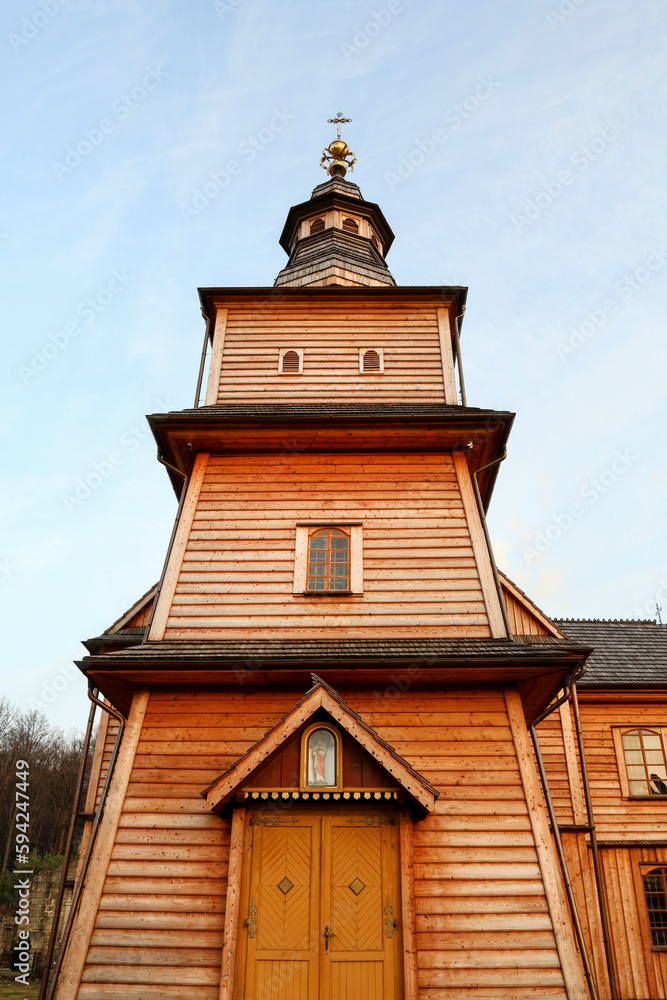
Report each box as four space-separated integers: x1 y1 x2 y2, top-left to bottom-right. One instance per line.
330 826 383 952
238 811 400 1000
256 826 312 952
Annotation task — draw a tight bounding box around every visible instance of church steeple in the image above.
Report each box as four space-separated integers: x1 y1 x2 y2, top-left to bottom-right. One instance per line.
274 115 395 288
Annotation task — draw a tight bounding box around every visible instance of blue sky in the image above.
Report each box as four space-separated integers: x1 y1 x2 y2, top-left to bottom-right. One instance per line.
1 0 666 728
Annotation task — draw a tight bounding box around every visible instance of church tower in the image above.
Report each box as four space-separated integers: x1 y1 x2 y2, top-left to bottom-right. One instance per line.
49 121 595 1000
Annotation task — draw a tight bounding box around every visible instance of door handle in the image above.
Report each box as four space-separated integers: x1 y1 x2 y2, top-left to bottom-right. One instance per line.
324 925 336 952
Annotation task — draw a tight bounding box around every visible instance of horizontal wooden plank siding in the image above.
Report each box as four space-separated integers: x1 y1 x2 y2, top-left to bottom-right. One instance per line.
75 689 231 1000
215 301 449 403
534 710 575 826
163 452 491 639
70 685 572 999
576 696 667 839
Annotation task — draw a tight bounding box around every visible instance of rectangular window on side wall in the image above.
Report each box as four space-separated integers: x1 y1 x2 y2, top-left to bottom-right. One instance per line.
641 865 667 950
293 523 363 595
612 727 667 798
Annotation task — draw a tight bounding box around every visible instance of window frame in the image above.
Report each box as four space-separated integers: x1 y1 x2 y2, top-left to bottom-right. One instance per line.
278 347 304 374
293 522 363 595
612 727 667 799
359 347 384 374
300 722 343 792
640 864 667 951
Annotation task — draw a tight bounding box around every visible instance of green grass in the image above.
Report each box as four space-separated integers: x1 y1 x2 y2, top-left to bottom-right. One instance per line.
0 982 41 999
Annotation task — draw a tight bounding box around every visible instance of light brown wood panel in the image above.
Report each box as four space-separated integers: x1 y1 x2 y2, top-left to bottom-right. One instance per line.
80 965 219 985
418 931 558 950
162 452 492 640
418 968 565 987
416 897 550 914
90 929 223 948
97 895 223 912
574 695 667 840
215 301 448 404
414 847 538 863
77 987 219 1000
69 685 591 1000
102 877 227 895
95 911 223 930
85 946 221 967
416 913 554 932
417 989 566 1000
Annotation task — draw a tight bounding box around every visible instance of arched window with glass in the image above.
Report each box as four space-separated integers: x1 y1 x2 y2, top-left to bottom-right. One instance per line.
643 867 667 948
621 728 667 796
300 723 341 790
307 528 349 592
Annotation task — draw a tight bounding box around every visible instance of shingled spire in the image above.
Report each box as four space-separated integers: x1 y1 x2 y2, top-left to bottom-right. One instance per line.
274 115 396 288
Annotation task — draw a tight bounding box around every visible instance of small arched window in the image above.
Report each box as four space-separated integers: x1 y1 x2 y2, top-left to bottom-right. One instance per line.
307 528 349 591
359 348 384 374
279 349 303 374
342 217 359 234
621 729 667 796
301 724 340 789
371 234 380 251
643 868 667 947
310 218 325 235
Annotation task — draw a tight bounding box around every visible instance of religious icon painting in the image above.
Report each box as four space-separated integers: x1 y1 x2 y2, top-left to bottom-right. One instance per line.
301 723 341 790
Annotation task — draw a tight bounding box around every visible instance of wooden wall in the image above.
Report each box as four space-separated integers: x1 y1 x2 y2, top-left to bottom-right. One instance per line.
536 693 667 1000
161 452 493 639
598 845 667 998
574 694 667 841
504 591 554 637
214 301 450 404
60 684 580 1000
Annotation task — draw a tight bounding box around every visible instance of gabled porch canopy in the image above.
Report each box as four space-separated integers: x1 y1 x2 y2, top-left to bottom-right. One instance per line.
202 675 439 814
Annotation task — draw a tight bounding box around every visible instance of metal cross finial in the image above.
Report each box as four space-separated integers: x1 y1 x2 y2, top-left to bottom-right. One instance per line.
656 601 663 625
328 112 352 139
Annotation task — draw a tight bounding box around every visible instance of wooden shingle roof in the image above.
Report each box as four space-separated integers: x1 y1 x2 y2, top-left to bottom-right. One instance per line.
557 619 667 687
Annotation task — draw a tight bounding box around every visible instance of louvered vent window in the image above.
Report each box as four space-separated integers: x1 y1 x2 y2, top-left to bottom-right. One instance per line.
310 218 325 234
371 234 380 250
279 349 303 374
361 348 383 373
342 217 359 234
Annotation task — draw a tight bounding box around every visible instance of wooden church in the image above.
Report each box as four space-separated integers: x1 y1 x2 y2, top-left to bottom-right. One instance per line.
45 121 667 1000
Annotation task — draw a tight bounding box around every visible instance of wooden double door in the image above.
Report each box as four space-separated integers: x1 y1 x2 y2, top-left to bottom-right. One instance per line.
237 810 403 1000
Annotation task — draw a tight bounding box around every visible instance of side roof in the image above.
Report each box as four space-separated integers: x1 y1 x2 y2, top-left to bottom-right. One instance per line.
556 619 667 687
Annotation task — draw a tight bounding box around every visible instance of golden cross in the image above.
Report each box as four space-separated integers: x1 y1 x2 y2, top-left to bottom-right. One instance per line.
327 112 352 139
